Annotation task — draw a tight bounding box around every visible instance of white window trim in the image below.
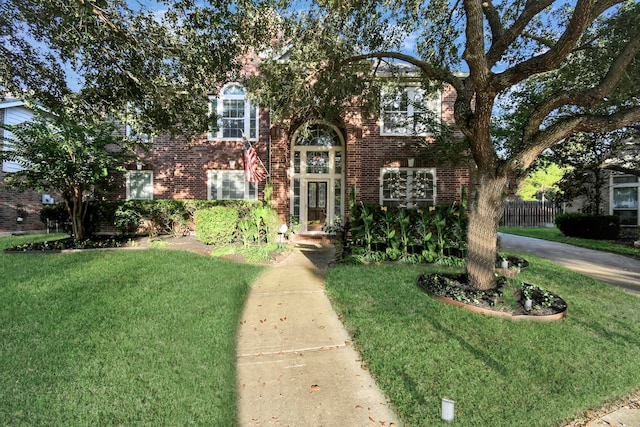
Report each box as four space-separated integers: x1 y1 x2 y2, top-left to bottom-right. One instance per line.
208 83 259 141
610 174 639 226
207 170 258 200
380 86 441 136
126 171 154 200
380 167 437 208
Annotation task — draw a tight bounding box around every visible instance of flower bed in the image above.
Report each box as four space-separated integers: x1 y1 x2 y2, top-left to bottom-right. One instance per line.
418 273 567 321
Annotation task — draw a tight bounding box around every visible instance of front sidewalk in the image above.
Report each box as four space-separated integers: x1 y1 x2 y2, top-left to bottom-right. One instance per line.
236 243 400 426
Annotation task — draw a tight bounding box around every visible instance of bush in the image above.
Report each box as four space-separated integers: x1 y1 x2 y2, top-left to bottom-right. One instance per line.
90 199 264 237
40 203 70 230
194 206 240 245
40 201 105 236
348 198 468 261
555 212 620 240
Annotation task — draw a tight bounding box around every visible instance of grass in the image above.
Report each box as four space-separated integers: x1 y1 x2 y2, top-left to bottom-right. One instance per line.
500 226 640 258
0 234 265 425
325 256 640 426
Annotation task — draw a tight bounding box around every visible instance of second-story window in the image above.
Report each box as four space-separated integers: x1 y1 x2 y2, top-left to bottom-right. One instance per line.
209 83 258 141
380 87 440 136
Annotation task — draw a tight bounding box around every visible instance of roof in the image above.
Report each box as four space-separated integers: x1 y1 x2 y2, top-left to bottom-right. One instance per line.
0 98 26 109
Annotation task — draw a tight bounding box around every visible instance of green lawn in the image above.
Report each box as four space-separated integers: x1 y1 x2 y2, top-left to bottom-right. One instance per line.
326 256 640 426
500 226 640 258
0 234 264 425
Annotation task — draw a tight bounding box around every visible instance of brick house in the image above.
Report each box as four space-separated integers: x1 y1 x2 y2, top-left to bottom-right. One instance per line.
0 99 57 234
115 80 472 234
1 79 473 235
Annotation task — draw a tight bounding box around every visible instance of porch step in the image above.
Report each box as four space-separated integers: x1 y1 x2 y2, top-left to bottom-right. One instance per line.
289 233 341 244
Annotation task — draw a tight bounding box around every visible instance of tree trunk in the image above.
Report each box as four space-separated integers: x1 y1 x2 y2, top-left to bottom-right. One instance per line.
66 189 86 240
466 174 508 290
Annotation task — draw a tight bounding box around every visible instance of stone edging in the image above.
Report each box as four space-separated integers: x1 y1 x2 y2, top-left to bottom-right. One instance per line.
430 293 567 322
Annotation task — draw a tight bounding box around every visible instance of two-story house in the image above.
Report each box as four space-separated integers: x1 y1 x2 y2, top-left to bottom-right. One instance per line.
1 78 473 235
115 79 472 235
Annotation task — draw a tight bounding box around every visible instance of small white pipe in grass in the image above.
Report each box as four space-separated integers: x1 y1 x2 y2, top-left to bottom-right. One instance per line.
442 398 455 422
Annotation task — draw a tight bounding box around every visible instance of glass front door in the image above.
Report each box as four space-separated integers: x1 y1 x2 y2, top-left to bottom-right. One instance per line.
307 181 327 231
291 123 344 233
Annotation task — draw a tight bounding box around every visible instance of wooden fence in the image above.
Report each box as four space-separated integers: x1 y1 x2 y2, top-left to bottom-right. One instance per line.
501 200 562 227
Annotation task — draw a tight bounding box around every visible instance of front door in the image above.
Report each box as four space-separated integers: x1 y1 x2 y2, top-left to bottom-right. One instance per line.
307 181 327 231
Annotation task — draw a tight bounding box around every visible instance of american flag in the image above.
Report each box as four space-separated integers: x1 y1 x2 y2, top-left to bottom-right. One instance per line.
243 138 267 182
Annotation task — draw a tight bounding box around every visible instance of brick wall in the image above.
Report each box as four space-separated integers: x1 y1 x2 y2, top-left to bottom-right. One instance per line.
269 126 291 219
344 93 472 208
0 174 49 234
269 85 474 224
0 107 49 234
109 111 271 201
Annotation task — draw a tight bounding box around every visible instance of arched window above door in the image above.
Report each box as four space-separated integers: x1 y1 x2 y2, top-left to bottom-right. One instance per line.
295 124 341 147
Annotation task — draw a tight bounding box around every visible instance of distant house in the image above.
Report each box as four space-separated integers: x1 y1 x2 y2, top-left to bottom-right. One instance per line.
564 139 640 228
0 99 56 234
1 75 474 235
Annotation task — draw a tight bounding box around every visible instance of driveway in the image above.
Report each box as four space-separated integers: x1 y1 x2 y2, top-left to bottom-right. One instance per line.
498 233 640 294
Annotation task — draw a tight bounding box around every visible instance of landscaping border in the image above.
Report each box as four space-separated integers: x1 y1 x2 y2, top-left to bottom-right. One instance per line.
429 293 567 321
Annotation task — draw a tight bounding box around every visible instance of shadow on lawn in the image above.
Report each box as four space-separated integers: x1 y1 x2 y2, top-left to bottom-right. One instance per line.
570 315 640 348
427 316 510 377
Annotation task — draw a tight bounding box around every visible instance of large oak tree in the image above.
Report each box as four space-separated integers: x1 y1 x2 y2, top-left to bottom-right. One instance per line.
255 0 640 290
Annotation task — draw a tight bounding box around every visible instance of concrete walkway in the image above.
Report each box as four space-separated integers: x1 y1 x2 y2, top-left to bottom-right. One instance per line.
499 232 640 294
236 243 400 426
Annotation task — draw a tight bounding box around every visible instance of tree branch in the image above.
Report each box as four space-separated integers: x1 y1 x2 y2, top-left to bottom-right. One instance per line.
521 30 555 49
523 34 640 139
462 0 490 87
493 0 606 90
75 0 138 46
486 0 554 68
482 0 504 45
341 52 464 93
516 106 640 170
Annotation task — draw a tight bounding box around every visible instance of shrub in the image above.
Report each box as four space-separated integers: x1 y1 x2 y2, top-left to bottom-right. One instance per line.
555 212 620 240
347 199 468 261
40 203 70 225
194 206 240 245
88 199 264 238
41 201 107 236
113 202 143 235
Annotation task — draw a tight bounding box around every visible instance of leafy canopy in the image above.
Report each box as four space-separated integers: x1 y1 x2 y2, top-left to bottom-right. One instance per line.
0 0 278 137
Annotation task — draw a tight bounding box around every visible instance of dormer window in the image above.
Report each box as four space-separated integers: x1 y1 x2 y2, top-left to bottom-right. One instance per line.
209 83 258 141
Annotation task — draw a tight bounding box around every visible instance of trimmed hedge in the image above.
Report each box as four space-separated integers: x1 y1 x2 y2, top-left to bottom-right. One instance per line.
40 199 265 241
555 212 620 240
194 206 240 245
